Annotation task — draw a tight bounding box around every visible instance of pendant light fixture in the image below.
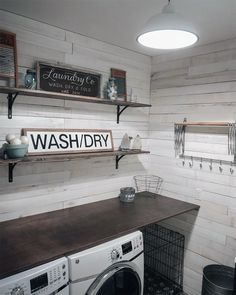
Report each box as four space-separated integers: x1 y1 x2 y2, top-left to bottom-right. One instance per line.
137 0 198 49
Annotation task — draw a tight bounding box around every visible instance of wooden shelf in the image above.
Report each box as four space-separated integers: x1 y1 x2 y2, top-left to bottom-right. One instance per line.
0 86 151 181
174 120 236 165
0 150 149 164
0 86 151 122
0 150 150 182
0 192 199 279
175 121 233 127
0 86 151 107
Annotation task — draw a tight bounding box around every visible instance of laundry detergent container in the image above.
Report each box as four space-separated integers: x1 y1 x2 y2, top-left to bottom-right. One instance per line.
201 264 235 295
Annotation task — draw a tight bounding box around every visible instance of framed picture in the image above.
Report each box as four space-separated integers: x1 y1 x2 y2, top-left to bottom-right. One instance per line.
111 68 127 101
37 62 101 97
0 30 18 87
22 128 114 156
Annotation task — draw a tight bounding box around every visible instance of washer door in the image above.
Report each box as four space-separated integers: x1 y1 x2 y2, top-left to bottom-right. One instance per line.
86 261 141 295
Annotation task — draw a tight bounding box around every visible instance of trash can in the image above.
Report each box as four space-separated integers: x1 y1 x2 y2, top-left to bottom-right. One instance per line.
202 264 235 295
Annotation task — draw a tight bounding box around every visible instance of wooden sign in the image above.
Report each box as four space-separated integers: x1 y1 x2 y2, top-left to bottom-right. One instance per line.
0 30 18 87
37 62 101 97
111 68 126 100
22 128 114 155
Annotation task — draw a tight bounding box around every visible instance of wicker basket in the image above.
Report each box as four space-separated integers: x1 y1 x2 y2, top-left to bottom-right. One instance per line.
133 175 163 193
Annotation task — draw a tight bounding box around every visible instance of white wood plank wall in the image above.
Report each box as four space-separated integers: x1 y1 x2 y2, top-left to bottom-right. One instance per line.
1 9 235 295
151 39 236 294
0 10 151 221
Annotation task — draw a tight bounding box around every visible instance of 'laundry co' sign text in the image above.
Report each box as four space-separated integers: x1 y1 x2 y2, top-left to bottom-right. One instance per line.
37 62 101 97
22 129 114 155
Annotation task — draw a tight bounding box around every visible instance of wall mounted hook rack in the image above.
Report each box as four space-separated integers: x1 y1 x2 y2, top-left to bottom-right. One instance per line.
179 154 236 171
175 119 236 164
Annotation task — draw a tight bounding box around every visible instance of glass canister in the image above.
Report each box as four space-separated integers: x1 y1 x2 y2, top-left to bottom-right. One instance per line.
106 77 118 100
24 69 37 89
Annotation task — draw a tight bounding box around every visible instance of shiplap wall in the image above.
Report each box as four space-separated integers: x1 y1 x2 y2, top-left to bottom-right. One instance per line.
1 9 236 295
150 39 236 294
0 10 151 221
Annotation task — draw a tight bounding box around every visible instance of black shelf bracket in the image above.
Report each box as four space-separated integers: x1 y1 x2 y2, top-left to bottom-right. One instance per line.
117 105 129 124
116 155 125 169
7 92 18 119
9 163 17 183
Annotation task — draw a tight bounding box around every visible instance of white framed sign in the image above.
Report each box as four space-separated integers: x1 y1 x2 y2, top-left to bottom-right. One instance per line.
22 129 114 155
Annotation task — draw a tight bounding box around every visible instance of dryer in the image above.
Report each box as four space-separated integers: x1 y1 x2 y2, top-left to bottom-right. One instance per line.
0 257 69 295
68 231 144 295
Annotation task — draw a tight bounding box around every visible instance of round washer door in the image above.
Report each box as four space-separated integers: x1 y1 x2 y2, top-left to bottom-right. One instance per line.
86 261 141 295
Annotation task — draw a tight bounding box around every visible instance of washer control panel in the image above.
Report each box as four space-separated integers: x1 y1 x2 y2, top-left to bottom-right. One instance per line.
0 257 68 295
109 232 143 263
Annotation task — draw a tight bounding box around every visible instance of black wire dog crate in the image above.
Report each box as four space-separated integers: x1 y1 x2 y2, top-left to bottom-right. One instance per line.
142 224 185 295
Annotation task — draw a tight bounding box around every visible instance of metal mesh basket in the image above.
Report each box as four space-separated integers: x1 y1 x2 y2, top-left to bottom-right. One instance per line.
133 175 163 193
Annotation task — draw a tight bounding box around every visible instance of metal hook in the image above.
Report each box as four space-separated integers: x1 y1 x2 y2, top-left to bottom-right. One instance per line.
209 159 213 171
230 162 234 174
189 157 193 168
200 158 203 169
219 161 223 173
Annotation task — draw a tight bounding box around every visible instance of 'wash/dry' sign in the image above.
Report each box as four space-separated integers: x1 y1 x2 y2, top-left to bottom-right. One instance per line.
22 129 114 155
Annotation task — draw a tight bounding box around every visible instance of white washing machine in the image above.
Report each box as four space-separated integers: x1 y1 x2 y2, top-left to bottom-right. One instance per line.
0 257 69 295
68 231 144 295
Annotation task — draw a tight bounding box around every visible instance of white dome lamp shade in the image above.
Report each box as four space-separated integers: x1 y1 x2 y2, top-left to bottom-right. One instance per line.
137 0 199 49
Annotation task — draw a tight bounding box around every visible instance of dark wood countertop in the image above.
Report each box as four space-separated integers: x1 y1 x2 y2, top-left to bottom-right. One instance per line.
0 192 199 279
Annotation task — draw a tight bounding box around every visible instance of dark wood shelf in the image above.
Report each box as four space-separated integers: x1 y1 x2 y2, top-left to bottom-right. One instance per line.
0 191 200 279
0 86 151 122
0 86 150 107
0 150 150 182
0 150 149 165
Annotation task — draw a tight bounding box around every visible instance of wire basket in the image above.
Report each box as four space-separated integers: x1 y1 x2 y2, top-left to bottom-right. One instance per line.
133 175 163 193
142 224 185 295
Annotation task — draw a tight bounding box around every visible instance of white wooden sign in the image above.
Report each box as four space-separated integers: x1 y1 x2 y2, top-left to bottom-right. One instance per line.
22 129 114 155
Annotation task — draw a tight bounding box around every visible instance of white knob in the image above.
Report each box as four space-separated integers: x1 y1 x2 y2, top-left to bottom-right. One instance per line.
111 249 120 260
11 286 24 295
